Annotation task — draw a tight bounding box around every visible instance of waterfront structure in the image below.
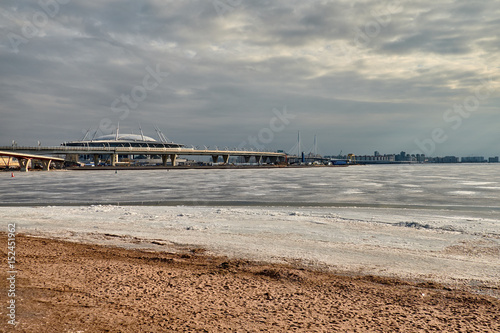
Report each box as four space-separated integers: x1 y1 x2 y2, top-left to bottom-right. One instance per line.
62 134 184 149
0 133 286 171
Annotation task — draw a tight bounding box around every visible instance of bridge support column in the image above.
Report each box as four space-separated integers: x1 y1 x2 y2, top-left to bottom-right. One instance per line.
162 155 168 166
256 155 262 165
222 155 229 164
169 154 177 167
269 156 278 164
212 155 219 164
18 158 31 172
66 154 79 163
41 159 52 171
93 154 100 167
243 156 251 163
110 154 118 166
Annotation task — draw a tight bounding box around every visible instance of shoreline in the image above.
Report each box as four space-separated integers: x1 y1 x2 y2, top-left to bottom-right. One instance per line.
2 204 499 295
1 234 499 332
1 164 350 172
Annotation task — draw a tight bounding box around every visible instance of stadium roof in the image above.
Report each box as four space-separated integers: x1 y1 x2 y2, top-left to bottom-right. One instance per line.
94 134 157 142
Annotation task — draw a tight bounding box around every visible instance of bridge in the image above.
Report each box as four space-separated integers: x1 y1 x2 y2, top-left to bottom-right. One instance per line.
0 146 287 170
0 150 66 172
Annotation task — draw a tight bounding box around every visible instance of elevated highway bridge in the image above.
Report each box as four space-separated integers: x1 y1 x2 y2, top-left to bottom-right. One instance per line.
0 146 287 170
0 150 65 172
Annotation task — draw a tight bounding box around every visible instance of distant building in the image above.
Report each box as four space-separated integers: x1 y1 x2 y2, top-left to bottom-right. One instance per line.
461 156 486 163
356 154 396 163
62 133 184 149
444 156 459 163
415 154 426 162
488 156 499 163
395 151 412 162
428 156 459 163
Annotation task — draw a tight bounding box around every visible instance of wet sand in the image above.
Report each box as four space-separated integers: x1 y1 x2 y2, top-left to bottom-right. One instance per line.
1 234 499 332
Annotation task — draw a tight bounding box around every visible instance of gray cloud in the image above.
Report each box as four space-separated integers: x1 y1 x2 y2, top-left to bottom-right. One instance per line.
1 0 499 157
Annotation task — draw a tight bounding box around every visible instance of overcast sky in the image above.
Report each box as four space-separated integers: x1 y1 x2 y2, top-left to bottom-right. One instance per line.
1 0 499 156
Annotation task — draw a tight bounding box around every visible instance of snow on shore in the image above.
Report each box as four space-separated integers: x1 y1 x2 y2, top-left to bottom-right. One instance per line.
2 205 499 290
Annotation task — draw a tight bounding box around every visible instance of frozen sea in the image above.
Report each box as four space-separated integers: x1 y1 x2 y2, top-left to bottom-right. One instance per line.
1 164 499 292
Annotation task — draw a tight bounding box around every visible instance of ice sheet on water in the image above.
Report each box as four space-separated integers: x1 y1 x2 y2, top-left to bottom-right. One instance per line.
448 190 477 196
460 181 496 186
1 165 500 210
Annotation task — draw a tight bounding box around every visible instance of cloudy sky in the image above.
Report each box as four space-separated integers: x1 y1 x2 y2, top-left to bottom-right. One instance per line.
1 0 499 157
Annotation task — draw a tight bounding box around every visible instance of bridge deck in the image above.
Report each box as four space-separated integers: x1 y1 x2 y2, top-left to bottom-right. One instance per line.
0 150 65 161
0 146 285 157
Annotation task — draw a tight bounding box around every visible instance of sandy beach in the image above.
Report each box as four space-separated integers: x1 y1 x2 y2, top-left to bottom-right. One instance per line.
1 234 499 332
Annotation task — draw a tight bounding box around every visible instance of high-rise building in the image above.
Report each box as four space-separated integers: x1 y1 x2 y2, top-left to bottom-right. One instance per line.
461 156 486 163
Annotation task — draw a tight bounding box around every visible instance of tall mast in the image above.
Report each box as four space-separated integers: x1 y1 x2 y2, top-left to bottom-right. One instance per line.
115 122 120 140
81 128 90 141
297 131 301 158
153 125 166 143
139 123 145 141
159 128 168 143
90 128 99 142
313 135 317 156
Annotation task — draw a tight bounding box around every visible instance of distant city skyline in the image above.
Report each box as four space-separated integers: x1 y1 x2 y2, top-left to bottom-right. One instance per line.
1 1 499 157
324 150 499 162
